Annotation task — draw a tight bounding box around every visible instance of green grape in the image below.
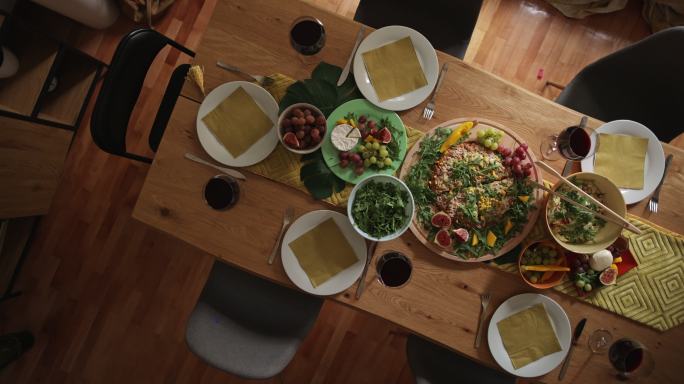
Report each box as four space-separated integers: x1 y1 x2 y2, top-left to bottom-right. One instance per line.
362 152 371 159
485 127 494 135
359 146 367 152
363 159 371 167
379 145 387 151
483 138 493 147
576 280 586 288
369 156 377 164
379 149 389 158
383 157 392 166
365 142 373 150
490 142 498 151
584 284 593 292
372 142 380 150
377 162 385 169
477 130 485 139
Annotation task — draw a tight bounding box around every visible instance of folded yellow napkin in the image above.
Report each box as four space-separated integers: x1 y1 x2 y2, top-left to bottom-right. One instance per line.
593 133 649 189
497 304 562 369
288 218 358 287
362 37 428 101
201 86 273 158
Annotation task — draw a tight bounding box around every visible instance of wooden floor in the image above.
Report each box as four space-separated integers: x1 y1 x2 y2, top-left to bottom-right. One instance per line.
0 0 651 383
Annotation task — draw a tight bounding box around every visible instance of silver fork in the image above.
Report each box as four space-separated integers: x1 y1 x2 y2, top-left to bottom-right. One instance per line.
268 207 294 264
648 154 673 213
474 292 491 348
422 62 449 120
216 61 275 87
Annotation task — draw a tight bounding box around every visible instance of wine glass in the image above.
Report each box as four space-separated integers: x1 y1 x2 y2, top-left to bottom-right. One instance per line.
540 116 599 161
289 16 326 64
588 329 613 354
608 338 655 380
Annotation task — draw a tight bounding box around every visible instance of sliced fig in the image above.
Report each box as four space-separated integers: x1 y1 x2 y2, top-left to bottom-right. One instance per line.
434 229 452 248
452 228 469 243
282 132 300 149
431 211 452 228
599 268 617 286
377 127 392 144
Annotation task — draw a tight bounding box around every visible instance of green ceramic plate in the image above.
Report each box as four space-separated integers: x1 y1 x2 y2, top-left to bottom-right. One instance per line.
322 99 407 184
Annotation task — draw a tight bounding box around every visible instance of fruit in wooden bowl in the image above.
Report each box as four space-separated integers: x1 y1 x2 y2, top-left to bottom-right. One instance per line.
518 240 568 289
278 103 326 154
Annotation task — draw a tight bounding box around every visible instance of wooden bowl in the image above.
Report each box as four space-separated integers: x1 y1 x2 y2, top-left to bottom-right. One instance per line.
545 172 626 254
518 240 568 289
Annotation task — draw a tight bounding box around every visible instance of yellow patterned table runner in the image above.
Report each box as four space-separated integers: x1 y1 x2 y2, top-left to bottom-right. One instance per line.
252 73 683 331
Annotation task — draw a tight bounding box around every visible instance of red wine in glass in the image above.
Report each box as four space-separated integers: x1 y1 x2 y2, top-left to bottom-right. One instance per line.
376 252 412 288
609 338 653 380
204 175 239 210
557 126 592 160
290 17 326 56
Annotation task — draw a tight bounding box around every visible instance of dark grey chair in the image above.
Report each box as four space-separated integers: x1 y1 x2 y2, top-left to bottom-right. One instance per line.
353 0 483 59
556 27 684 143
185 261 323 379
406 334 515 384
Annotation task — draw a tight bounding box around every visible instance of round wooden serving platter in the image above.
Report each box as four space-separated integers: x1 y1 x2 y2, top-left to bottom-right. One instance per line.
398 118 544 262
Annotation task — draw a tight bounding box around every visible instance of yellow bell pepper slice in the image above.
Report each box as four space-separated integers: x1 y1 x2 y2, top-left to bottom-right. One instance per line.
610 264 618 270
336 119 348 125
613 257 623 263
518 195 530 203
486 231 496 247
439 121 474 153
504 219 513 235
472 233 479 246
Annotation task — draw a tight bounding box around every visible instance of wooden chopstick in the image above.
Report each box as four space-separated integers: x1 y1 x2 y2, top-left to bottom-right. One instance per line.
529 179 640 234
534 161 641 234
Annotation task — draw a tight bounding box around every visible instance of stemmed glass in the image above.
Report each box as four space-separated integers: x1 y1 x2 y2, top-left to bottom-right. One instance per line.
289 16 326 64
588 329 613 354
540 116 599 162
608 338 655 380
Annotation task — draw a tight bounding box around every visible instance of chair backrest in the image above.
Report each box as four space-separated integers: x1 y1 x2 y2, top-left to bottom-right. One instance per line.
556 27 684 142
149 63 191 152
91 29 193 162
353 0 483 59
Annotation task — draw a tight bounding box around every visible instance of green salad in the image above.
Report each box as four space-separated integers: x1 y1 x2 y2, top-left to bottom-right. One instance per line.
351 181 410 238
548 179 606 243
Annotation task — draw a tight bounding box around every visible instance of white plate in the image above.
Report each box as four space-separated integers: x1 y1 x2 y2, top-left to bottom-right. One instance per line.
281 210 367 296
196 81 279 167
353 26 439 111
487 293 571 378
581 120 665 205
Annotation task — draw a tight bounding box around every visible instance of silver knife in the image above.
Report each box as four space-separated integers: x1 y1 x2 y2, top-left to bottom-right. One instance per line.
558 318 587 380
184 153 247 181
337 26 366 86
355 240 377 299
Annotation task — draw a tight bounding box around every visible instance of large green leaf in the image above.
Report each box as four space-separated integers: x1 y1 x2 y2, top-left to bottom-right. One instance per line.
282 62 364 200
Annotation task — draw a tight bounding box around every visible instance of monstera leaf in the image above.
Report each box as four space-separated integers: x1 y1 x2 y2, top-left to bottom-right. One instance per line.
280 62 362 117
280 62 362 200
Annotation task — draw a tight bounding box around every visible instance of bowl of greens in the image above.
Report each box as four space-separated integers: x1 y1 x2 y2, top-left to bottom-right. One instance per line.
545 172 625 254
347 174 415 242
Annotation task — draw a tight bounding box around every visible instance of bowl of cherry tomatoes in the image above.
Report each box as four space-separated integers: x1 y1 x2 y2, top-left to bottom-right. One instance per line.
278 103 327 154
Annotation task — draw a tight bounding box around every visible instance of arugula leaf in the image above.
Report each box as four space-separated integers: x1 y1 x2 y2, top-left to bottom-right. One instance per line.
351 181 409 238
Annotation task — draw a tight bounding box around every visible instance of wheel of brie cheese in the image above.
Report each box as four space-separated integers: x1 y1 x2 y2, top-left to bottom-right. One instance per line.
331 124 361 151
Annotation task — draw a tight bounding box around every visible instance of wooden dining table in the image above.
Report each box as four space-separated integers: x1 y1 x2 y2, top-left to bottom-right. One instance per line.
132 0 684 382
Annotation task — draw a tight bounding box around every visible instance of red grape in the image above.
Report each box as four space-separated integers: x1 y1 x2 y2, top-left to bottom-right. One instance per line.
318 125 326 135
296 130 305 139
315 116 326 125
311 128 320 139
282 118 292 128
511 156 521 166
518 151 527 160
515 146 525 156
513 164 523 175
368 120 377 129
305 115 315 124
303 109 312 116
292 108 304 118
523 168 532 177
358 122 366 130
340 159 349 168
520 143 529 150
504 157 513 166
351 153 361 163
358 115 367 123
523 162 533 170
354 166 364 175
339 151 350 160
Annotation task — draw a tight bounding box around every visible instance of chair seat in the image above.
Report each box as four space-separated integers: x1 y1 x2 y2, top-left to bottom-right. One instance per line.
407 334 515 384
186 302 302 379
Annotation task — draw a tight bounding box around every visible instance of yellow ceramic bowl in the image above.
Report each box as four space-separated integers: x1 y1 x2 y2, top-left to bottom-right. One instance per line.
518 240 568 289
545 172 626 254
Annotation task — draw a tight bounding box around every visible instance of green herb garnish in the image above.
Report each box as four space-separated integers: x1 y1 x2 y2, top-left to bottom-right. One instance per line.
351 181 409 238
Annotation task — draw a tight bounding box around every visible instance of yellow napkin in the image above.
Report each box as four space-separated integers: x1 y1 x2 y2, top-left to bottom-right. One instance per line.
201 87 273 158
496 304 562 369
288 218 359 287
593 133 649 189
362 37 428 101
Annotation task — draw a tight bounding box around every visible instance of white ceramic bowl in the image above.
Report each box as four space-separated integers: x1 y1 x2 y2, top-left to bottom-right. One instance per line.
347 174 415 242
277 103 326 154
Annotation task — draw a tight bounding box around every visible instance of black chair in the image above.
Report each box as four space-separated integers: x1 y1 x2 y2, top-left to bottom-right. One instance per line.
406 334 515 384
91 29 195 163
556 27 684 143
353 0 483 59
